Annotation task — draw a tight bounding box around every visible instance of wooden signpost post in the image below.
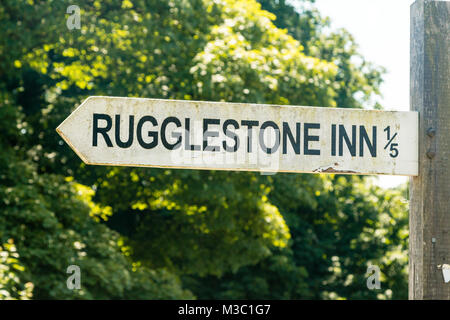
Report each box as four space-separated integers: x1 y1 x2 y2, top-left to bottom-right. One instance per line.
409 0 450 300
56 0 448 300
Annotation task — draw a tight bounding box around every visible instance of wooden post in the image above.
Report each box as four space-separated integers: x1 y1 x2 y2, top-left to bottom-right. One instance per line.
410 0 450 300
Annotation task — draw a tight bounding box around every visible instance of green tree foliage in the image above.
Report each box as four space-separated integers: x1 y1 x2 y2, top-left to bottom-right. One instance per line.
185 174 408 300
0 239 33 300
0 97 192 299
0 0 408 299
258 0 385 109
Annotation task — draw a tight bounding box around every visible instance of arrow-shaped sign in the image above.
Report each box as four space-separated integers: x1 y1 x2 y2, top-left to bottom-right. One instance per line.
56 96 418 175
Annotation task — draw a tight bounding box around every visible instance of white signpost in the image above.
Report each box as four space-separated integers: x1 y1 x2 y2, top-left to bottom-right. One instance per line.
57 96 418 176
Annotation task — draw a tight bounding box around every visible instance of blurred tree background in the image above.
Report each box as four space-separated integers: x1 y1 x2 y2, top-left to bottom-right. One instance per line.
0 0 408 299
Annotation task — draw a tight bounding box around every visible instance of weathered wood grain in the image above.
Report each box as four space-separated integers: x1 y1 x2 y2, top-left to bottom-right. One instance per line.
410 0 450 300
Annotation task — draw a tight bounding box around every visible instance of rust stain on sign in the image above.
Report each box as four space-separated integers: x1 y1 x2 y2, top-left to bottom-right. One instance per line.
313 163 358 174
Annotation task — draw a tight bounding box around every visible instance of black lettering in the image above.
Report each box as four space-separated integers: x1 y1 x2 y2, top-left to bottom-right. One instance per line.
331 124 336 156
259 121 280 154
282 122 300 155
241 120 259 153
115 115 134 148
93 113 113 147
360 125 377 157
223 119 240 152
331 124 337 156
339 124 356 156
161 117 182 150
203 119 220 152
137 116 158 149
185 118 201 151
304 123 320 155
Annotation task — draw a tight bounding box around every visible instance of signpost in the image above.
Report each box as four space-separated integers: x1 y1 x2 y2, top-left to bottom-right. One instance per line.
57 96 418 176
56 0 449 300
409 0 450 300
